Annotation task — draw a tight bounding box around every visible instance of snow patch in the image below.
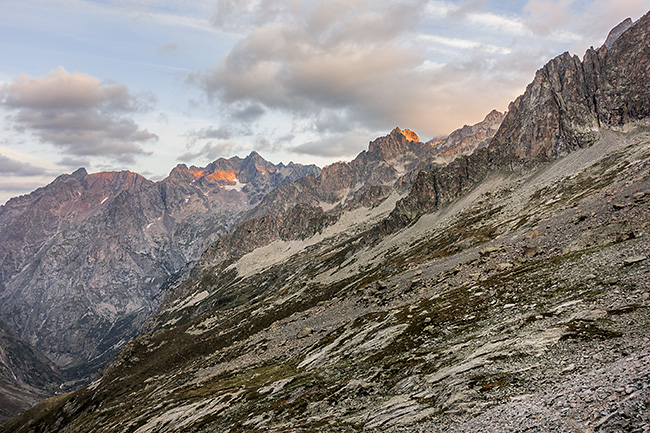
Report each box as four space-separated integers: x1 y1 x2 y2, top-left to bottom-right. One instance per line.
224 179 245 191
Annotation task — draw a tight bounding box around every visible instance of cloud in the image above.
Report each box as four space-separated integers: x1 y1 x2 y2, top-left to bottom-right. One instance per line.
189 0 648 161
189 0 537 147
418 34 512 55
0 66 157 163
0 180 49 193
187 125 235 142
190 0 434 132
292 130 371 158
523 0 576 37
178 140 244 162
157 42 180 55
58 156 91 169
0 154 50 176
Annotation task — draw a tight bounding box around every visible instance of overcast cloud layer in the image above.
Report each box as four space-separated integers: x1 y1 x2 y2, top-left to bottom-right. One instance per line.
0 0 648 204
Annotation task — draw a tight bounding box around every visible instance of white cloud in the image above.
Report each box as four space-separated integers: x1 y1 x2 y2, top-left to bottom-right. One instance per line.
418 34 512 55
465 11 528 36
0 154 50 176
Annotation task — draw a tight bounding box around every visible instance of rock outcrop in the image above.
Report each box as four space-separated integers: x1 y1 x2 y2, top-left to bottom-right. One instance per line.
385 11 650 232
604 17 634 49
429 110 505 158
490 11 650 167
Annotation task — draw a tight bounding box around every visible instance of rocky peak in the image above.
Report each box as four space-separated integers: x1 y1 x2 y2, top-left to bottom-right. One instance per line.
239 151 276 182
604 17 634 49
390 127 420 142
489 11 650 167
85 171 149 192
367 127 426 160
483 109 505 125
70 167 88 179
428 110 505 158
385 12 650 232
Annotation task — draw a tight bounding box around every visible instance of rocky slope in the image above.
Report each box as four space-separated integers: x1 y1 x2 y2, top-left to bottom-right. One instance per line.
7 124 649 433
0 321 62 424
0 153 318 386
3 11 649 433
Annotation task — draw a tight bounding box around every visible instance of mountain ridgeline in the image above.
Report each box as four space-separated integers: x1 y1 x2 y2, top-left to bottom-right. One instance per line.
0 154 319 396
2 12 650 432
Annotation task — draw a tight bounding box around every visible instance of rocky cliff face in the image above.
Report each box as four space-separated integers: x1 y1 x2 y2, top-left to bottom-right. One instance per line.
490 11 650 168
0 152 318 390
429 110 505 158
385 11 650 232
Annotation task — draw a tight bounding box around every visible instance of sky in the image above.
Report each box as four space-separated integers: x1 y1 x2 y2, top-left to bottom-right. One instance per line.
0 0 648 204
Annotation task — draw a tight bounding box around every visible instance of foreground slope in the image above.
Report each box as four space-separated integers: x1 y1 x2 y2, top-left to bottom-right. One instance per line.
3 12 650 433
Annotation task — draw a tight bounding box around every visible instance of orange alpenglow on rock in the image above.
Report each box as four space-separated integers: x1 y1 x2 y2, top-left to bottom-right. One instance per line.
187 168 238 182
205 170 238 181
394 127 420 142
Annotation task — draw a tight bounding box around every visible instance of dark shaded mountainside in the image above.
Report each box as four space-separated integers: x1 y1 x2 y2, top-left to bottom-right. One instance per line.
0 321 62 423
3 12 650 433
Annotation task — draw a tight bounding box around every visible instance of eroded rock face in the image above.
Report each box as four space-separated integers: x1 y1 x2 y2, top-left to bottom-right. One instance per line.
489 51 600 166
0 152 318 384
429 110 505 158
490 11 650 167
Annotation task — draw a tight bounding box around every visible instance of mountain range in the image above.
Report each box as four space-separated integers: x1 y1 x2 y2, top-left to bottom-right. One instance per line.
1 12 650 432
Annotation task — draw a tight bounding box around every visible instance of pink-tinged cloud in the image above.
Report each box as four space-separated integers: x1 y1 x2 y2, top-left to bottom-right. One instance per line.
0 67 157 163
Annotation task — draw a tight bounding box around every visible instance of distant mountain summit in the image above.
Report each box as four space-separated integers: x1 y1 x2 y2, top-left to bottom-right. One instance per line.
0 151 319 408
428 110 505 158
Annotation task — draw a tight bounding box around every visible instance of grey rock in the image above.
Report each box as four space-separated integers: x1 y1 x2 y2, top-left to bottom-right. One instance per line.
623 256 647 266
